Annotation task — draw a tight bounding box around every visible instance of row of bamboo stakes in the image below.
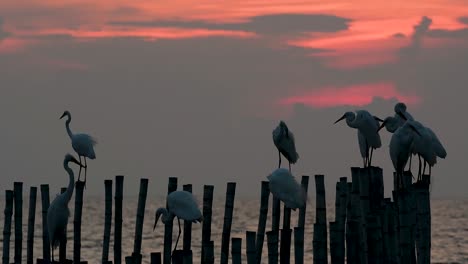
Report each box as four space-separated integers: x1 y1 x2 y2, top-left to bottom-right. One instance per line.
1 167 431 264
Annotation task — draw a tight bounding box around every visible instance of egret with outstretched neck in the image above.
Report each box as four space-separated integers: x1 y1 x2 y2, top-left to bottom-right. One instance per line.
47 154 84 262
272 121 299 172
60 110 97 185
153 191 203 255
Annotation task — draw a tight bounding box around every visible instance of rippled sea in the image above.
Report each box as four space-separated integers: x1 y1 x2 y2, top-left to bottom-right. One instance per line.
1 196 467 263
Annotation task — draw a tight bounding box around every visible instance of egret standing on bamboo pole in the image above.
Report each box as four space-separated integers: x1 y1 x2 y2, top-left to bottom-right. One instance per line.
60 110 97 185
272 121 299 172
334 110 383 167
153 191 203 255
267 168 306 210
47 154 84 262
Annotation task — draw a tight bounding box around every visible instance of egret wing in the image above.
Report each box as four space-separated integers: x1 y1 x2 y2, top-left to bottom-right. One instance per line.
168 191 202 222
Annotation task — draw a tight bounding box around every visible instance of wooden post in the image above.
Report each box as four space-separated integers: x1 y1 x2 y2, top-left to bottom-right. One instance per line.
280 202 292 264
73 181 85 264
131 178 148 263
255 181 270 264
336 177 347 264
312 175 327 264
14 182 23 264
201 185 214 263
369 167 384 212
114 175 124 264
163 177 178 264
416 174 431 264
329 222 339 264
293 227 304 264
246 231 256 264
396 189 411 263
221 182 236 264
202 241 214 264
26 187 37 264
3 190 14 264
366 215 383 263
182 184 193 253
102 180 113 264
150 252 162 264
40 184 51 262
298 176 309 228
346 168 360 263
171 250 183 264
231 238 242 264
58 187 68 262
381 198 392 263
358 168 370 264
271 196 281 232
266 231 279 264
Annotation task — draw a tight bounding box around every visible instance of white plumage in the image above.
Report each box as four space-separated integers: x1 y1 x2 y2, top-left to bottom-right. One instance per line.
272 121 299 172
60 110 97 184
153 191 203 254
47 154 83 261
267 168 306 210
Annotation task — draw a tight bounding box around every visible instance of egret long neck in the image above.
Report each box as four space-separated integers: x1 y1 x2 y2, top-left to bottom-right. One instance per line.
158 208 173 224
62 161 75 203
65 114 73 139
346 114 358 128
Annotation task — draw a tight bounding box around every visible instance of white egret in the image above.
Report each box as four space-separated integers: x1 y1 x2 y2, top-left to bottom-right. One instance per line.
153 191 203 254
272 121 299 172
394 102 414 126
267 168 306 210
334 110 383 167
47 154 84 262
378 120 421 188
60 110 97 184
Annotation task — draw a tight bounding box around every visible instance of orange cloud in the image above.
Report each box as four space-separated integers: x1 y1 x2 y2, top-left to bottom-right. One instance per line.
278 82 421 108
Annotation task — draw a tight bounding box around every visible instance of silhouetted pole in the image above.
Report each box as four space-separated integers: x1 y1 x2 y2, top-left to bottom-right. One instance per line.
416 174 431 264
313 175 327 264
358 168 369 264
366 215 383 263
294 175 308 264
231 238 242 264
2 190 14 264
266 231 279 264
280 203 292 264
40 184 51 262
182 184 193 253
246 231 256 264
102 180 113 264
329 221 338 263
73 181 85 264
255 181 270 264
396 188 411 263
59 187 68 262
271 197 281 232
150 252 162 264
26 187 37 264
163 177 177 264
220 182 236 264
346 169 360 263
336 177 347 263
203 241 214 264
14 182 23 264
298 176 309 228
131 178 148 264
201 185 214 263
114 175 124 264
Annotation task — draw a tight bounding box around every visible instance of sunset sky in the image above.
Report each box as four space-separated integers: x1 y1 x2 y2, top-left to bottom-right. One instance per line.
0 1 467 198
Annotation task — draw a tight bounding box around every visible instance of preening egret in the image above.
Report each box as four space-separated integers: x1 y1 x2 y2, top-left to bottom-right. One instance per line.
267 168 306 210
394 102 414 126
272 121 299 172
153 191 203 254
334 110 383 167
47 154 84 261
378 120 421 188
60 111 97 184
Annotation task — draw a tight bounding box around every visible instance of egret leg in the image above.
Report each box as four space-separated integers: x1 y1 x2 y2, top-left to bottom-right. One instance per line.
422 160 427 181
363 158 366 168
418 155 422 181
172 218 182 254
78 156 83 182
278 151 281 169
409 155 412 172
84 157 88 189
289 162 291 172
369 148 374 167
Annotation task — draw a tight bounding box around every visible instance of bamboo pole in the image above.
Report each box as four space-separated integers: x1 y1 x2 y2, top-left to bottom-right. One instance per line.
203 241 214 264
271 196 281 232
293 227 304 264
312 175 327 264
150 252 162 264
132 178 148 263
163 177 178 264
59 187 68 262
329 222 338 264
397 189 411 263
266 231 279 264
114 175 124 264
416 174 431 264
346 168 360 263
40 184 51 262
73 181 86 264
336 177 347 264
14 182 23 264
381 198 391 263
182 184 193 254
255 181 270 264
369 167 384 212
246 231 256 264
26 187 37 264
280 201 292 264
3 190 14 264
201 185 214 263
221 182 236 264
358 168 370 263
297 175 309 228
102 180 113 264
171 250 183 264
366 215 383 264
231 238 242 264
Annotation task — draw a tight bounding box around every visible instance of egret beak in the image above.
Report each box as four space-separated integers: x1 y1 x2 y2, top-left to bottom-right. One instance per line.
59 112 67 119
408 123 422 137
374 116 384 122
377 120 387 132
334 114 346 124
70 156 85 168
153 212 161 231
397 111 407 121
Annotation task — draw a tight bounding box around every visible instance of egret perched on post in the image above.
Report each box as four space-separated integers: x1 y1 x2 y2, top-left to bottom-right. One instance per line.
272 121 299 172
378 119 421 188
267 168 306 210
47 154 84 262
334 110 383 167
60 110 97 185
153 191 203 255
394 102 414 126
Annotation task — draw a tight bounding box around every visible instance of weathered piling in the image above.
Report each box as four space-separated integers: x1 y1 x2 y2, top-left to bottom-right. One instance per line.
369 167 384 212
26 187 37 264
246 231 257 264
114 175 125 264
171 250 184 264
297 176 309 228
40 184 51 262
14 182 23 264
336 177 347 263
346 168 360 263
381 198 392 263
163 177 178 264
182 184 193 253
201 185 214 263
221 182 237 264
202 241 214 264
396 188 412 263
266 231 279 264
280 203 292 264
358 168 370 263
313 175 327 264
131 178 148 263
73 181 86 264
366 215 383 263
329 222 339 263
415 174 431 264
3 190 14 264
231 237 242 264
293 227 304 264
255 181 270 264
102 180 113 264
150 252 162 264
58 187 68 262
271 196 281 232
